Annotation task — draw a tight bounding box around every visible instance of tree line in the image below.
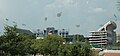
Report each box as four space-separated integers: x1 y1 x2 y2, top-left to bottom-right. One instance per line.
0 25 95 56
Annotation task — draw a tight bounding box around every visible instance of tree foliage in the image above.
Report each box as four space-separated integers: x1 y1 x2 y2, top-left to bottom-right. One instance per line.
0 25 34 56
40 35 63 56
60 42 93 56
74 34 85 42
0 25 94 56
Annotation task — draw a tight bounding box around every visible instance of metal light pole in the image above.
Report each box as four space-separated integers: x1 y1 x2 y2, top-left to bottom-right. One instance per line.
75 25 80 42
57 12 62 32
76 25 80 34
45 17 47 28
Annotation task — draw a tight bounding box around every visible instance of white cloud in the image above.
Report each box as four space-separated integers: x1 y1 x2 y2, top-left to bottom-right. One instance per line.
61 0 75 6
88 7 105 13
46 0 78 8
86 1 89 4
94 8 105 12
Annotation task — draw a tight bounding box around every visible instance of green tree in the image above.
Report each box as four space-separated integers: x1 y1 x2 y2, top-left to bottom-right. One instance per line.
29 39 43 56
39 35 64 56
74 34 85 42
0 35 8 56
60 43 72 56
17 33 34 55
0 25 34 56
60 42 93 56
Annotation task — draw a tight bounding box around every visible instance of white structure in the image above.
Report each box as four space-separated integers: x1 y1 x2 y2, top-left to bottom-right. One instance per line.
99 50 120 56
89 21 117 47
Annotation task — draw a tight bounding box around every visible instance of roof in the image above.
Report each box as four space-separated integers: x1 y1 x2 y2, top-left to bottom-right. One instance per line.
16 28 33 35
99 50 120 56
102 50 120 53
97 21 117 31
103 53 120 56
7 25 33 35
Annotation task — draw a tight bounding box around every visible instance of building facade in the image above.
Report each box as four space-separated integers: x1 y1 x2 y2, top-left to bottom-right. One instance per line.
116 34 120 43
44 27 58 36
59 29 69 38
89 21 117 47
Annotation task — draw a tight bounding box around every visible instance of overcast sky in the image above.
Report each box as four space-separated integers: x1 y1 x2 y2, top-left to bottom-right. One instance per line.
0 0 120 36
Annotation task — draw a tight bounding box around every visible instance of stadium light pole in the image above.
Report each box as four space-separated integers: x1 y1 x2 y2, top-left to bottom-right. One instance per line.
57 12 62 32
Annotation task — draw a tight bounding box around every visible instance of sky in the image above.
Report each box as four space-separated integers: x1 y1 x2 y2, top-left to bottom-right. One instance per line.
0 0 120 36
